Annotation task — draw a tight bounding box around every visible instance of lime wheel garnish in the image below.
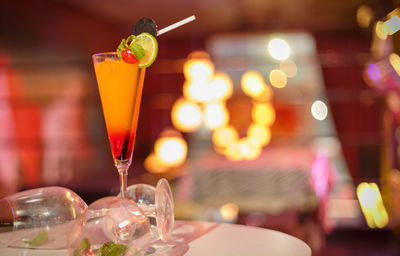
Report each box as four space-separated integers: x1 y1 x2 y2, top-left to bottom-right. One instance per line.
116 33 158 68
135 33 158 68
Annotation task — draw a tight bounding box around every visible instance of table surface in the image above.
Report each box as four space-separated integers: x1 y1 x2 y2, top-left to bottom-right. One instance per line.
0 221 311 256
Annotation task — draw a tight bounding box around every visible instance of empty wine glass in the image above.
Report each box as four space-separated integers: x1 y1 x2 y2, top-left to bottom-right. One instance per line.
124 178 174 242
0 186 87 249
68 196 151 256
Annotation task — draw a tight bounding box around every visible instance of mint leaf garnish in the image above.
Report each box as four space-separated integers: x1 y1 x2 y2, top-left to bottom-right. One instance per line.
74 237 91 256
23 230 48 247
96 241 127 256
129 43 145 61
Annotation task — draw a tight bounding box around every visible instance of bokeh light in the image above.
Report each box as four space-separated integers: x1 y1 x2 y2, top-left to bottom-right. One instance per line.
241 71 267 98
183 58 214 82
252 102 276 126
366 63 382 84
154 136 187 167
357 182 389 229
204 102 229 130
220 203 239 222
389 53 400 76
247 124 271 147
269 69 287 88
311 100 328 121
375 21 389 40
279 60 298 78
383 14 400 35
238 138 262 160
356 5 375 28
144 153 169 174
171 98 203 132
212 125 239 148
268 38 291 61
209 72 234 102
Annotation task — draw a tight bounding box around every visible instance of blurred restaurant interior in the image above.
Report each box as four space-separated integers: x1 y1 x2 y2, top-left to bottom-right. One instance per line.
1 0 400 255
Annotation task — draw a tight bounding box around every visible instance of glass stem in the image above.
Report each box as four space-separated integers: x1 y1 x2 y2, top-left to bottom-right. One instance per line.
117 166 128 198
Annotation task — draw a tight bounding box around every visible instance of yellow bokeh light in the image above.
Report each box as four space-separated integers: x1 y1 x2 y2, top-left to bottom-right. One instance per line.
267 38 291 61
171 98 203 132
389 53 400 76
183 59 214 83
209 72 234 102
183 80 213 103
252 102 275 126
241 71 268 99
247 124 271 147
225 143 243 161
212 125 239 148
154 136 187 167
356 182 389 229
279 60 297 78
269 69 287 88
220 203 239 221
356 5 375 28
375 21 389 40
204 102 229 130
238 138 262 160
144 153 169 174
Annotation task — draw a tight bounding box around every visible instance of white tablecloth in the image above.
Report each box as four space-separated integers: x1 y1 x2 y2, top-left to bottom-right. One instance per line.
0 221 311 256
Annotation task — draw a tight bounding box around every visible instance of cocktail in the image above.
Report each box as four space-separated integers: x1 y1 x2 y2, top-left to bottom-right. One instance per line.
93 16 195 197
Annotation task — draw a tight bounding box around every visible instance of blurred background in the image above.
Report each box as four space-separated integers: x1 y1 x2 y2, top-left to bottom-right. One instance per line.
1 0 400 255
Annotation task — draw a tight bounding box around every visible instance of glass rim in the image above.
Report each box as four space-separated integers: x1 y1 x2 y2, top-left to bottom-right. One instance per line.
92 52 118 58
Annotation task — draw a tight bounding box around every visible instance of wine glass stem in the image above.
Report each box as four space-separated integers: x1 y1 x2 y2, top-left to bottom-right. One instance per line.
117 167 128 198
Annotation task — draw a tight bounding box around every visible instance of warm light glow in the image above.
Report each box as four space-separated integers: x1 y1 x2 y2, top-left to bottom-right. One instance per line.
171 98 203 132
356 5 375 28
225 143 242 161
252 103 275 126
268 38 291 61
220 203 239 221
389 53 400 76
183 59 214 82
384 14 400 35
247 124 271 147
209 72 234 102
279 60 297 78
144 153 169 174
311 100 328 121
241 71 267 98
183 80 212 103
375 21 389 40
238 138 261 160
204 103 229 130
212 126 239 148
269 69 287 88
154 136 187 166
357 182 389 229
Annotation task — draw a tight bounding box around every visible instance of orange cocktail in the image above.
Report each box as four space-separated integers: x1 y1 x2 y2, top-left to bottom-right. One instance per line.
93 53 145 165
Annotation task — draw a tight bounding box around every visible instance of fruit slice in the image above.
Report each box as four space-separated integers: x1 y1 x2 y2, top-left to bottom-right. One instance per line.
134 33 158 68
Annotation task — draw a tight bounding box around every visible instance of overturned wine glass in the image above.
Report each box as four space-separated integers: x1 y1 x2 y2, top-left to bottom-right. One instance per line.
0 186 87 249
123 178 175 243
68 196 151 256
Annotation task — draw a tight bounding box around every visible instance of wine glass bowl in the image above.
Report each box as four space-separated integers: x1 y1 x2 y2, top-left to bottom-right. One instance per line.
124 178 174 242
68 196 151 256
0 186 87 249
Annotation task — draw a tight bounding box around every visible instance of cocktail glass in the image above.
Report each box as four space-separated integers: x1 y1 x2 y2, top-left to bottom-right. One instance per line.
92 52 146 198
0 186 87 249
123 178 175 242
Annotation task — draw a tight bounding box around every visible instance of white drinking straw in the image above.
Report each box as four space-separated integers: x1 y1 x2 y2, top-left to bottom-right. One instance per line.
157 15 196 36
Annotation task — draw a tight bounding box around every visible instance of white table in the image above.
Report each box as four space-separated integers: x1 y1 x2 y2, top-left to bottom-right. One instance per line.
0 221 311 256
